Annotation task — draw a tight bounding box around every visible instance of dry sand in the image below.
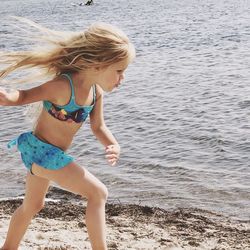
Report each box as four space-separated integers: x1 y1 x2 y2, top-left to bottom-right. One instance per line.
0 187 249 250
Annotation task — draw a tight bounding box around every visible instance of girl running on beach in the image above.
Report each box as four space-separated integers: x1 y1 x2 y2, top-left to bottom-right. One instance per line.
0 17 135 250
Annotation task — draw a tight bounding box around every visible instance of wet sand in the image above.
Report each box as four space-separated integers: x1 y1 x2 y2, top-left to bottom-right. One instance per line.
0 187 249 250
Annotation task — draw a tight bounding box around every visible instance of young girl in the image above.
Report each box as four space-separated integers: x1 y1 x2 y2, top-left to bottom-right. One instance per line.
0 17 135 250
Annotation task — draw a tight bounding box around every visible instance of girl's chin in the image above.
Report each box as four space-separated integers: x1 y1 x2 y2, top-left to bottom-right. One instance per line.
100 83 118 92
101 86 114 93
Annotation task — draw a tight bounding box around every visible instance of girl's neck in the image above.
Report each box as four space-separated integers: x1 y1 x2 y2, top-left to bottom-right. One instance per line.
71 71 95 91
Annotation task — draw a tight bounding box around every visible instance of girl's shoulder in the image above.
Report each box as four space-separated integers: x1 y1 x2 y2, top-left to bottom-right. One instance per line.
38 76 72 104
14 76 68 105
41 76 68 91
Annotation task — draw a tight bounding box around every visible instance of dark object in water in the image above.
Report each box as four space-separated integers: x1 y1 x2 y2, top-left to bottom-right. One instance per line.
85 0 93 5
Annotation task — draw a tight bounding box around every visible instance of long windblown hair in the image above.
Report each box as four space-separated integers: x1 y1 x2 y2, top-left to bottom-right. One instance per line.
0 17 135 125
0 16 135 82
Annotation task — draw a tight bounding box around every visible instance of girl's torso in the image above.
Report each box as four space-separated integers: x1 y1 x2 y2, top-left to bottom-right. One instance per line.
33 73 96 151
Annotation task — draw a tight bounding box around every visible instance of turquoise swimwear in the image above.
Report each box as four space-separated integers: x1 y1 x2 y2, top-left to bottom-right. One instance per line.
8 132 73 172
8 73 96 174
43 73 96 123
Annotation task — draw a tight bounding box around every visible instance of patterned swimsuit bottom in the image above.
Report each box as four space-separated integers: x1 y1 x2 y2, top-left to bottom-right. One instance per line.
8 132 74 174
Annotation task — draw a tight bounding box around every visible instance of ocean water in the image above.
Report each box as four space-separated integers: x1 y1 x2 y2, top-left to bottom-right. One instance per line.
0 0 250 221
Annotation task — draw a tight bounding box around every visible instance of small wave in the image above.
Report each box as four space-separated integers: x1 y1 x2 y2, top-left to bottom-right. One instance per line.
221 34 241 42
239 100 250 109
190 135 228 152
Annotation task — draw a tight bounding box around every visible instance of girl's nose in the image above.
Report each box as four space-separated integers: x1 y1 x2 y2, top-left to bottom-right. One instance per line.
120 73 125 81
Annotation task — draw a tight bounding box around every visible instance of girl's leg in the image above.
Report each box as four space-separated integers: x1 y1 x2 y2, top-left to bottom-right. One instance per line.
2 172 50 250
31 162 108 250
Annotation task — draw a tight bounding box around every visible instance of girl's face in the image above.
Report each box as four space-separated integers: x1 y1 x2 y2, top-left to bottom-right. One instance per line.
97 59 130 92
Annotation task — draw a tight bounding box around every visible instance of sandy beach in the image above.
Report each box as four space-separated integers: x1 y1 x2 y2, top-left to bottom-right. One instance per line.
0 187 249 250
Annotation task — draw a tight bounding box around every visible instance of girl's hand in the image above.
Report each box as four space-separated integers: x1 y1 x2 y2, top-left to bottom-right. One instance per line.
0 87 11 106
105 144 120 166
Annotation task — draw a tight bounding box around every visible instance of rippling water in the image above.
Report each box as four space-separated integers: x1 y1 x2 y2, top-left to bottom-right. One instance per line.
0 0 250 221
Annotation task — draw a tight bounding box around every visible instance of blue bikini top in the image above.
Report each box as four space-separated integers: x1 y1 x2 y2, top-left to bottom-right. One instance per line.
43 73 96 123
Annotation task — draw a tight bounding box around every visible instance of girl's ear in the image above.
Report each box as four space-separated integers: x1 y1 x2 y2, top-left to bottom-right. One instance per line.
94 65 107 72
88 66 100 73
94 67 101 71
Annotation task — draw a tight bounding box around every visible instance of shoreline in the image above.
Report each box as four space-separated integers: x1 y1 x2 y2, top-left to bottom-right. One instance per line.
0 188 249 249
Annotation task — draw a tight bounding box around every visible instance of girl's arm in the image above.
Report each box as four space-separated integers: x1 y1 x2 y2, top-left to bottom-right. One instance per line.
90 86 120 166
0 79 60 106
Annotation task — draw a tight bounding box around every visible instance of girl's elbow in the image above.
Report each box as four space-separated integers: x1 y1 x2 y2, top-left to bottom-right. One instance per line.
91 123 105 134
7 90 25 106
16 90 26 105
91 125 100 134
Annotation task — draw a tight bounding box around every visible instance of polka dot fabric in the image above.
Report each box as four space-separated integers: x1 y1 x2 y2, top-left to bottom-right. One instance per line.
9 132 73 171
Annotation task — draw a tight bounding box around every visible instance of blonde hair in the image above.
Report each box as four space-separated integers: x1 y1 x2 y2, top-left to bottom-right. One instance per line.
0 17 135 126
0 17 135 82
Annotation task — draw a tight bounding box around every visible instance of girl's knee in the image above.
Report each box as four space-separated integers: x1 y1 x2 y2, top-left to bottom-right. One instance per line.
22 200 45 215
99 184 109 201
88 183 108 202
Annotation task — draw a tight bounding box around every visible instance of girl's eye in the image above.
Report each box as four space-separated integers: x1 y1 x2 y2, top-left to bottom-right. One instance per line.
117 70 124 74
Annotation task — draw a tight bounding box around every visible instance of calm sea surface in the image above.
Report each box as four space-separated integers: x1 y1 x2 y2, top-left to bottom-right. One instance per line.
0 0 250 221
